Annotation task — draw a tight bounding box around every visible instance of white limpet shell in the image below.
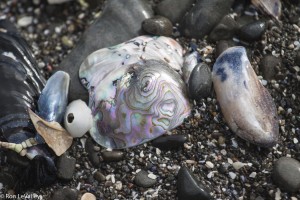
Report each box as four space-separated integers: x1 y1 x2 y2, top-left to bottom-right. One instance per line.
212 46 279 147
64 100 93 138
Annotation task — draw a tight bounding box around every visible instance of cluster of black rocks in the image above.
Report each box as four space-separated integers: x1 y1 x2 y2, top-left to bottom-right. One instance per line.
0 0 300 199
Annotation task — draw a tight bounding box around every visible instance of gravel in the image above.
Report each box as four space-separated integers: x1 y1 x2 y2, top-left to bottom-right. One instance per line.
0 0 299 199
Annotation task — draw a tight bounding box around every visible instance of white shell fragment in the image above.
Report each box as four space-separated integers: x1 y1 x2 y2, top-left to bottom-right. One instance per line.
212 46 279 147
64 100 93 138
28 109 73 156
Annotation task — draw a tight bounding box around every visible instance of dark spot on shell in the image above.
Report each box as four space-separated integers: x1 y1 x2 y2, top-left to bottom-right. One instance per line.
67 113 74 123
216 67 227 82
243 80 248 89
216 50 243 74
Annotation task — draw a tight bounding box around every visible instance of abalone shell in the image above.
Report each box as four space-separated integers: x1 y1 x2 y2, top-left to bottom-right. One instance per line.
79 36 191 149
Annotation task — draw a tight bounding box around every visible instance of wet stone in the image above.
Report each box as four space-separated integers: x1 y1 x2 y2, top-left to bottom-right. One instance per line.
0 172 14 188
134 170 157 188
94 171 106 182
238 20 266 42
181 0 234 39
50 188 78 200
142 16 173 36
215 40 236 57
177 166 212 200
155 0 194 24
151 135 187 150
56 154 76 180
85 138 101 167
101 151 124 162
188 63 212 100
208 15 238 42
260 55 281 80
272 157 300 192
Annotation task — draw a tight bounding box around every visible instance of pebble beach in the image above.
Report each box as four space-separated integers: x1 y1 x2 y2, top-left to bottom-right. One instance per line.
0 0 299 199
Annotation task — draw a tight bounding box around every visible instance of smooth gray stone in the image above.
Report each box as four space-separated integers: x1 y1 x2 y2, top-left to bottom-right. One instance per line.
188 63 212 100
177 166 212 200
134 170 157 188
272 157 300 192
58 0 153 102
155 0 195 24
180 0 234 39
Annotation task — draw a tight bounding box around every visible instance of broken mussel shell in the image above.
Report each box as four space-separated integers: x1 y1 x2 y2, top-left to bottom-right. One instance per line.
29 109 73 156
212 46 279 147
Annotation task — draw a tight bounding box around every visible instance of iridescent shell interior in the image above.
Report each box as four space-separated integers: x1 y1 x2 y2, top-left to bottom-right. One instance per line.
79 36 191 149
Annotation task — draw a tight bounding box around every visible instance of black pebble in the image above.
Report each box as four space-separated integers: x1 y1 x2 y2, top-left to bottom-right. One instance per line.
142 16 173 36
101 151 124 162
152 135 187 150
238 20 266 42
56 153 76 181
188 63 212 100
260 55 281 80
209 15 238 42
177 166 212 200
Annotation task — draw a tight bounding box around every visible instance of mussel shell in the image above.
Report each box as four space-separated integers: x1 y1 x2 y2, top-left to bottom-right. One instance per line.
0 24 45 143
38 71 70 123
80 56 190 148
212 46 279 147
0 20 56 191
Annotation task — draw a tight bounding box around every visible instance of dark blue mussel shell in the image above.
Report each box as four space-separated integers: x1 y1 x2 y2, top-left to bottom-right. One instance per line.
0 19 56 191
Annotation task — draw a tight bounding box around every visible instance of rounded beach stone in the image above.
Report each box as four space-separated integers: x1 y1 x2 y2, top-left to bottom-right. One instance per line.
142 16 173 36
272 157 300 192
134 170 157 188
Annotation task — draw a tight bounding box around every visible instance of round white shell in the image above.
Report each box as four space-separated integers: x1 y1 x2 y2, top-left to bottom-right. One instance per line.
64 99 93 138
